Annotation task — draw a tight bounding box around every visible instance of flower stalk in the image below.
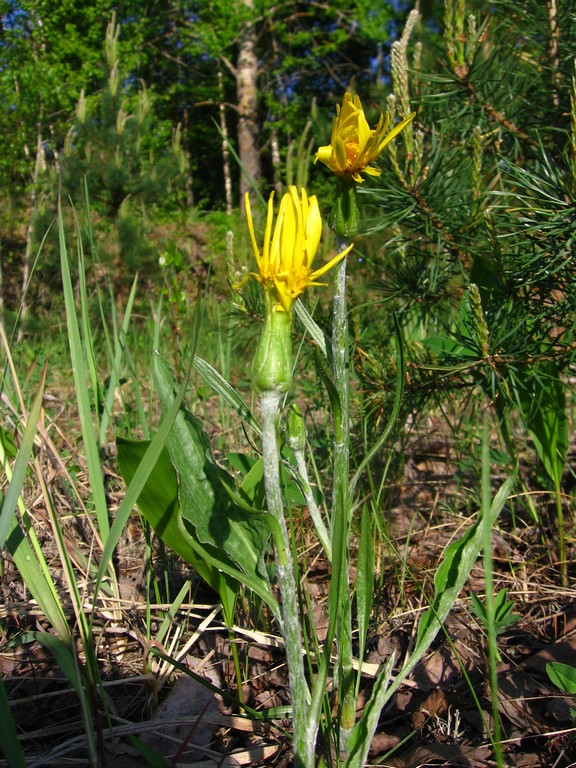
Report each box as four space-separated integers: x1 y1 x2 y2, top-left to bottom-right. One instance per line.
260 389 312 768
315 90 415 757
237 185 354 767
331 244 356 753
287 403 332 559
237 92 412 753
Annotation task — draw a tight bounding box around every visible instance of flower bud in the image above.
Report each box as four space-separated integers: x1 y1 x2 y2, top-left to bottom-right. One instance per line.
286 403 306 452
329 176 360 240
252 290 293 394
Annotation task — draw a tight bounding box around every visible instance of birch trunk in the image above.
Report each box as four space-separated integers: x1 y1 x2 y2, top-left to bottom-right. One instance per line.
271 127 282 195
218 67 233 215
17 124 44 342
236 0 261 206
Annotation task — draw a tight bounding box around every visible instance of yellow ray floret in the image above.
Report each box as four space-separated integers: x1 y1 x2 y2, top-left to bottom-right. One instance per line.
237 186 353 313
315 92 415 182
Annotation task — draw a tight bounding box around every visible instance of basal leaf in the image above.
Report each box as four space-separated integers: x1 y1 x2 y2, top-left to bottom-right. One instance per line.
193 356 261 436
116 436 244 624
153 356 272 605
116 438 207 571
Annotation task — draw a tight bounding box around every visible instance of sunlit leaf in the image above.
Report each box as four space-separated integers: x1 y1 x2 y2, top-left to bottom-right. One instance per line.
153 356 274 609
547 662 576 695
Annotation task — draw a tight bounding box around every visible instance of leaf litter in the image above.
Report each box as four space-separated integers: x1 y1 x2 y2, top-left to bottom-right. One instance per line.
1 407 576 767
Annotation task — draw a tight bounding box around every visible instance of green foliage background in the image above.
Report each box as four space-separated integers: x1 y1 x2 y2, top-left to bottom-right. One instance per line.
1 0 575 425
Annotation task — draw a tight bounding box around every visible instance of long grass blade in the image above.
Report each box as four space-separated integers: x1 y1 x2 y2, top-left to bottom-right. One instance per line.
75 202 101 437
0 677 26 768
99 275 139 445
58 199 110 543
0 362 46 549
2 519 70 641
294 299 328 358
349 312 405 497
0 332 69 639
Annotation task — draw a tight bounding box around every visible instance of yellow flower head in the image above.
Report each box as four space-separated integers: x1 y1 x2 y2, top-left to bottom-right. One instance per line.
238 186 353 313
315 92 415 183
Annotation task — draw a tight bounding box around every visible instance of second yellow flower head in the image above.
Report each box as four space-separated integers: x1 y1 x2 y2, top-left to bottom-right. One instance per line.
315 92 415 183
240 186 352 313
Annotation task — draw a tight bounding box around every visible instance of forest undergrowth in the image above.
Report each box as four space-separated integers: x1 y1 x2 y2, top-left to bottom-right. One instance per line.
2 2 576 766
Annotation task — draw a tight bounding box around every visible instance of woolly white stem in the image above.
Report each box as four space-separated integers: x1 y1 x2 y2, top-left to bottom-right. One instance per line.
260 390 314 768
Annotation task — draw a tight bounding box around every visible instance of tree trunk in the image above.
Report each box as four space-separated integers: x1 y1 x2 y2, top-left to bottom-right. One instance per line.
548 0 561 108
236 0 261 207
218 67 233 215
271 127 282 196
17 123 44 342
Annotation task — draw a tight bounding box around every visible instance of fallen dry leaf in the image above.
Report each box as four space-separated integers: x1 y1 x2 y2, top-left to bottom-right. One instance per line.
142 674 220 759
382 742 492 767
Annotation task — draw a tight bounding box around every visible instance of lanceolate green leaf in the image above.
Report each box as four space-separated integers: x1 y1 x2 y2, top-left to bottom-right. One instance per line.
193 356 261 436
0 362 46 550
117 438 213 573
0 363 69 641
414 472 516 653
344 469 516 768
116 436 241 624
516 362 568 487
153 356 274 610
547 662 576 695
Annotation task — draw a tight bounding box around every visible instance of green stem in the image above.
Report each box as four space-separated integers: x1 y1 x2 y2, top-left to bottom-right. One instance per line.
331 251 355 754
555 480 567 587
287 403 331 559
260 391 313 768
481 420 505 768
229 629 245 707
293 447 332 560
